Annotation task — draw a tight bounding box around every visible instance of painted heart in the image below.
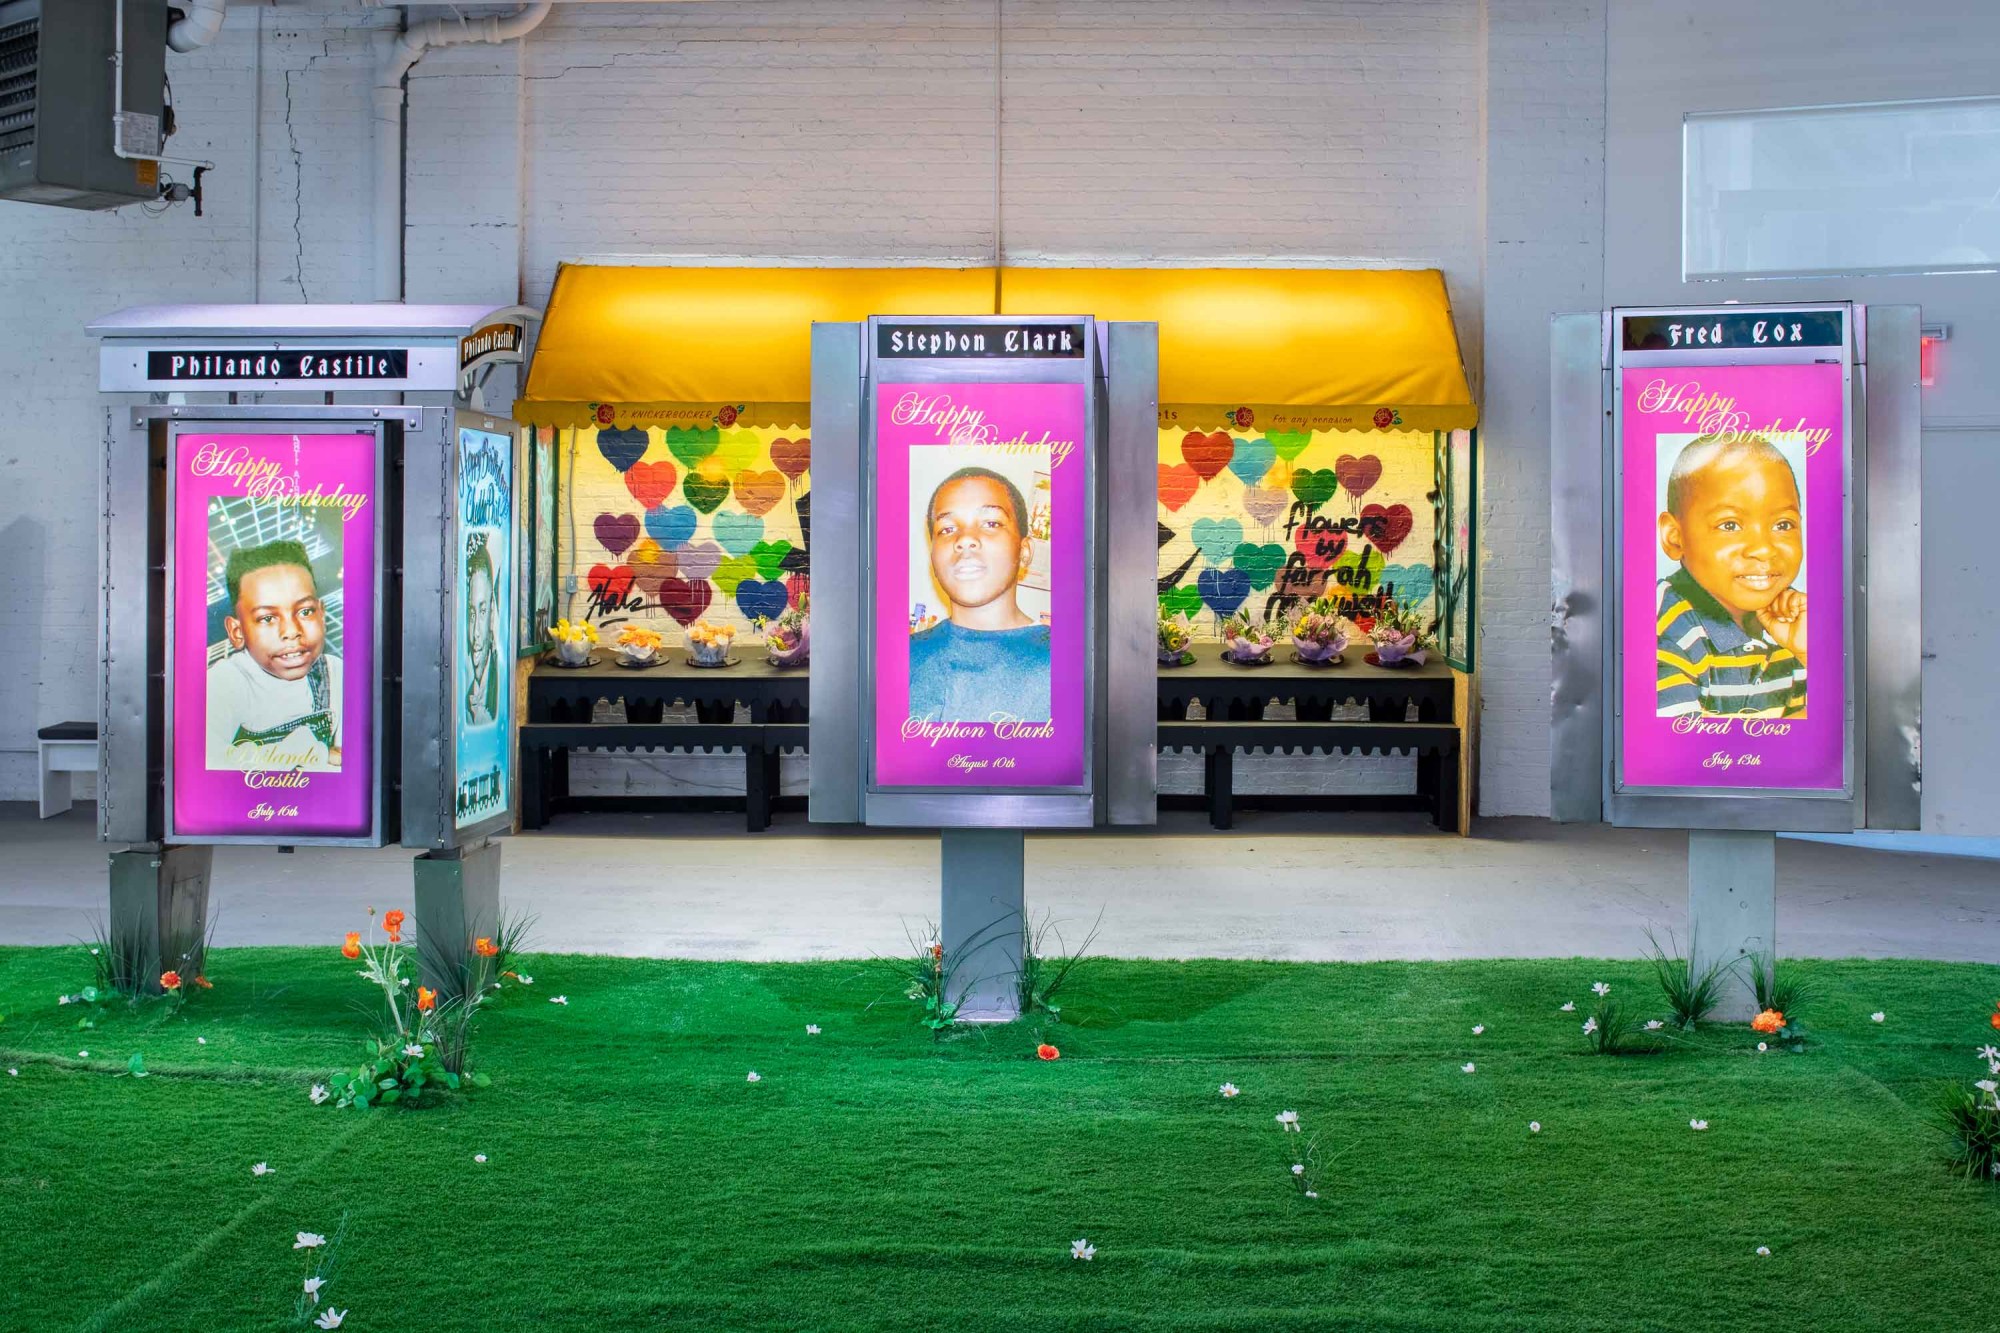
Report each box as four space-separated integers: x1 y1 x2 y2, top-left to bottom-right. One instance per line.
1196 567 1251 619
736 579 789 623
657 577 713 626
785 572 810 607
1293 524 1347 568
1157 521 1176 550
1361 502 1414 554
1268 428 1312 462
1290 468 1338 512
676 540 725 583
593 512 640 558
1242 485 1289 528
682 465 732 514
595 427 648 473
770 436 812 483
629 539 677 599
1158 462 1199 512
588 563 635 604
1226 436 1277 487
1232 542 1286 591
1381 562 1434 610
713 555 756 598
623 459 679 510
712 509 765 557
749 539 794 581
712 427 761 475
1159 585 1202 618
734 469 785 517
1192 517 1244 565
1336 454 1384 500
1333 546 1386 592
665 425 719 470
643 504 698 550
1181 431 1233 482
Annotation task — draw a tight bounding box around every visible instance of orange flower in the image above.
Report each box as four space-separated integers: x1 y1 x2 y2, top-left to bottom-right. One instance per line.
194 975 213 990
382 910 406 943
159 970 182 991
1751 1009 1785 1034
473 937 499 958
1989 1009 2000 1032
1036 1043 1060 1061
417 986 437 1012
341 932 362 960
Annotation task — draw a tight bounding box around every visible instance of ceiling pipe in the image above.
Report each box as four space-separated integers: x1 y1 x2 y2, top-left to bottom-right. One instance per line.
372 0 555 302
167 0 229 53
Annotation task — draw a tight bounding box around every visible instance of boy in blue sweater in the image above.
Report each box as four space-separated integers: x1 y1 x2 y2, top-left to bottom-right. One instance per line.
908 466 1052 723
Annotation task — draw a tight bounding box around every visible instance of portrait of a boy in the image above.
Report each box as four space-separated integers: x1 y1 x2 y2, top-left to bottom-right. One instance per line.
204 538 344 771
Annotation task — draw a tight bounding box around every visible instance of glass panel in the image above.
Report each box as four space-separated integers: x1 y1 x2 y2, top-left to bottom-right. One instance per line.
1685 97 2000 280
1432 428 1476 672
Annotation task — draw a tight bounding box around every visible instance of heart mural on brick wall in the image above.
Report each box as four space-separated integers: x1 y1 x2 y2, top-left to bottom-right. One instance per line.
624 459 678 509
595 427 648 473
1360 502 1413 555
1181 431 1233 481
593 512 639 558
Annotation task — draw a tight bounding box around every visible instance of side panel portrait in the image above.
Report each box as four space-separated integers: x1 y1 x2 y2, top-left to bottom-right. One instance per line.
1618 362 1846 791
873 381 1088 789
171 431 378 839
456 426 515 829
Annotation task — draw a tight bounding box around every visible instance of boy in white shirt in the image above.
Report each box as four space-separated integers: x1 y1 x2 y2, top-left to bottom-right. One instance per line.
205 539 343 772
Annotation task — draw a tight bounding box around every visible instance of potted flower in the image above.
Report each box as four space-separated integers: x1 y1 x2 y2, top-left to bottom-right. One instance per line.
549 618 598 666
686 619 737 667
613 623 664 667
1368 602 1429 666
1290 604 1353 665
761 599 810 668
1221 610 1279 665
1158 611 1194 667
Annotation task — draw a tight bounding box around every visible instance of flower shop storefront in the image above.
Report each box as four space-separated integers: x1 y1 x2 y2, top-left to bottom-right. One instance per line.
514 264 1479 833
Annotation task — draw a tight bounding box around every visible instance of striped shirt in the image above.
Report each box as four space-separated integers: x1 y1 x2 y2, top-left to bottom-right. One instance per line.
1655 567 1805 719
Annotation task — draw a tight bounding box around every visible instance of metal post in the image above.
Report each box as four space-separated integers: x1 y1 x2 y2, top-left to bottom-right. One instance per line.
413 840 502 998
107 844 213 994
940 828 1025 1023
1687 829 1776 1022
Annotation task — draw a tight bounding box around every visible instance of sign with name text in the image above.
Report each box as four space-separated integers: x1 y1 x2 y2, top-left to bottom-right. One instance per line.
148 351 410 382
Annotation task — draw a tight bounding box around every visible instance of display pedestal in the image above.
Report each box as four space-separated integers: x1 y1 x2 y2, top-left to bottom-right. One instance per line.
413 840 502 999
940 828 1025 1024
108 845 214 995
1687 829 1776 1023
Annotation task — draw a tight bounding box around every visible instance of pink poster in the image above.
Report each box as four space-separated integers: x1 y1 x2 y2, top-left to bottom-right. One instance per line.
1619 363 1845 791
170 432 379 839
873 382 1089 789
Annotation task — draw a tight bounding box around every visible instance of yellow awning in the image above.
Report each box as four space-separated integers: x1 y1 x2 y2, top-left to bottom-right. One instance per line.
999 267 1477 431
518 264 997 427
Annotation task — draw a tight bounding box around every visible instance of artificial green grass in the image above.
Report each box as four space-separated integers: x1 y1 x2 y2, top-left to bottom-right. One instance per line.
0 947 1996 1332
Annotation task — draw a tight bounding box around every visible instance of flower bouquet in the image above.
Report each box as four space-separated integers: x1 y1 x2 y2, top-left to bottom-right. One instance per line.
1290 604 1353 666
686 619 738 667
1367 602 1430 666
613 624 664 668
1158 611 1195 667
549 618 598 666
761 599 810 668
1221 610 1280 666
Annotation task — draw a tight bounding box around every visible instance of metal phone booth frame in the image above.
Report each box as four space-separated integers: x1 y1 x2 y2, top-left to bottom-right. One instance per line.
89 303 535 994
1550 303 1922 1016
811 314 1159 1021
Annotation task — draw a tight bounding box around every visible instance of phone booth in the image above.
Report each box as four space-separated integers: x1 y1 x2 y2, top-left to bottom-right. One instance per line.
88 302 534 993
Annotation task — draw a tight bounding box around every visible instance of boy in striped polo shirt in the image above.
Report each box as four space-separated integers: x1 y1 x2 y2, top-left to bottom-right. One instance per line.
1654 433 1808 719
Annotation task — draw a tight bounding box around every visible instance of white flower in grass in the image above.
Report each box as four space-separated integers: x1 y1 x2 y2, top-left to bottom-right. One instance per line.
302 1276 324 1303
401 1043 425 1060
197 1037 207 1046
5 1069 15 1077
1291 1164 1305 1176
1472 1025 1485 1035
1870 1012 1885 1023
1975 1080 1998 1094
252 1162 272 1177
294 1232 327 1250
1219 1083 1239 1098
1689 1119 1709 1132
474 1153 488 1164
1529 1121 1541 1134
1275 1111 1300 1131
746 1071 762 1083
313 1309 346 1330
308 1084 329 1106
77 1050 89 1059
1304 1190 1319 1199
58 995 72 1006
90 948 100 956
550 995 568 1006
1560 1002 1575 1013
1592 982 1611 997
1755 1246 1771 1257
1581 1018 1598 1035
806 1025 821 1035
516 973 534 985
1978 1045 2000 1062
1461 1062 1476 1074
1070 1239 1095 1261
1758 1042 1768 1053
1644 1020 1663 1031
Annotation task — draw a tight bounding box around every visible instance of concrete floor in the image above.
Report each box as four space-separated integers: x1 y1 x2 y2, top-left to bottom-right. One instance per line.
4 802 1995 962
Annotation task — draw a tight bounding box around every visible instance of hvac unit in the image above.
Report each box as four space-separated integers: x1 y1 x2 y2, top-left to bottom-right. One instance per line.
0 0 167 210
